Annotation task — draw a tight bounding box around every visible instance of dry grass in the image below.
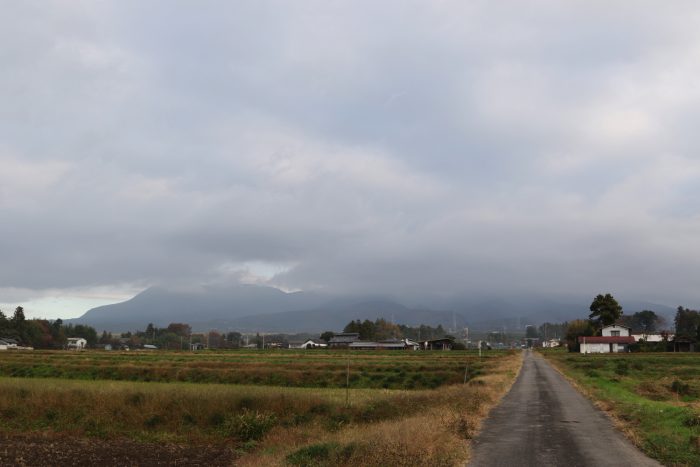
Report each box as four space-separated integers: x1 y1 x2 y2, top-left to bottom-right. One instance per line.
236 351 523 466
0 350 523 466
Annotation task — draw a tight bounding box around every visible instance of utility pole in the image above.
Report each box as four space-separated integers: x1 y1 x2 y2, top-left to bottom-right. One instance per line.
345 352 350 407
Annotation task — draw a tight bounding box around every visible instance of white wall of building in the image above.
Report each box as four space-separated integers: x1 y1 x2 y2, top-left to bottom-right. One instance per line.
601 325 630 337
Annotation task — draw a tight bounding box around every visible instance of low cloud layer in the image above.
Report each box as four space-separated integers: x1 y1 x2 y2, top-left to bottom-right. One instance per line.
2 1 700 317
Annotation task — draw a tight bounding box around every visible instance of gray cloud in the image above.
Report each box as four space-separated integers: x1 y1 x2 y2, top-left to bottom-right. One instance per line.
2 1 700 316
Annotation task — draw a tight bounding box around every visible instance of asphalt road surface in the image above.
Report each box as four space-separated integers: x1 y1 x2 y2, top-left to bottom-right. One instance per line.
469 350 662 467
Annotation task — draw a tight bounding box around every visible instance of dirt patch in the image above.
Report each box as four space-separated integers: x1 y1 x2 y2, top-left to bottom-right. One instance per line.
0 432 237 466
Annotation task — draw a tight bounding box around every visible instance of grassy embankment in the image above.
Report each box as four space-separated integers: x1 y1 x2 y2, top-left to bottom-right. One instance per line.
543 350 700 466
0 349 522 466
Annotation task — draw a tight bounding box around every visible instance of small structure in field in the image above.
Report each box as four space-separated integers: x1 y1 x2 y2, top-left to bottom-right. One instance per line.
542 338 562 348
190 342 206 351
579 325 635 353
672 338 695 352
421 337 454 350
66 337 87 350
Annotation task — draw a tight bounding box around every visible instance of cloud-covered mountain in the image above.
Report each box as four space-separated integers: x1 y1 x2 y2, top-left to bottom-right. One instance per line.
4 3 700 320
68 285 677 333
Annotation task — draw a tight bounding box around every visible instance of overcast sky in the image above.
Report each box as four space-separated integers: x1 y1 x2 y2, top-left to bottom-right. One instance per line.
2 1 700 319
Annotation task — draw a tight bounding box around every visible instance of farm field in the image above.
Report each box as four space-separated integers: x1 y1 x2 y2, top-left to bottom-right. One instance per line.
0 349 521 466
0 349 501 389
543 351 700 466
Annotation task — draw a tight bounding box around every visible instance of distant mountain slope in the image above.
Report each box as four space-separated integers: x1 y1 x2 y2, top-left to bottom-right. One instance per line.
68 285 678 333
69 285 327 332
230 299 463 333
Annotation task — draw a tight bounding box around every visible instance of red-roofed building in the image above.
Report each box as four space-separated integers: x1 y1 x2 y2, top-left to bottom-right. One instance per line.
579 325 635 353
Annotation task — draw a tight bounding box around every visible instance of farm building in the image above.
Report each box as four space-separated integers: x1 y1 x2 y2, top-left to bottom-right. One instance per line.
66 337 87 350
579 325 634 353
672 338 695 352
421 338 454 350
0 338 18 350
348 338 420 351
631 333 673 342
542 338 561 348
328 333 360 348
300 339 328 349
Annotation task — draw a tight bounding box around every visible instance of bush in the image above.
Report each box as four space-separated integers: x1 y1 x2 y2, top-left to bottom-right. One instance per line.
286 442 339 466
671 380 691 396
286 442 358 466
614 361 629 376
324 412 350 431
449 413 477 439
220 409 277 441
683 414 700 427
144 415 164 429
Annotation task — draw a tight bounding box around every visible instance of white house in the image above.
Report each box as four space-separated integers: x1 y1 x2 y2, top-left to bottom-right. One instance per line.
631 333 673 343
66 337 87 350
542 338 561 348
579 325 634 353
300 339 328 349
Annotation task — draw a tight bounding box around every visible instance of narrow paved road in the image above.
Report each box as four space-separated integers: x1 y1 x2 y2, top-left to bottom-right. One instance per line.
469 350 661 467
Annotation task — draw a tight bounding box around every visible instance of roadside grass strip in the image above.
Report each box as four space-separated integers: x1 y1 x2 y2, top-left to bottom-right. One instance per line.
544 351 700 466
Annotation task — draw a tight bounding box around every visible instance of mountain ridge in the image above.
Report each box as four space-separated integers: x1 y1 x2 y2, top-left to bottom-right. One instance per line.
67 285 678 333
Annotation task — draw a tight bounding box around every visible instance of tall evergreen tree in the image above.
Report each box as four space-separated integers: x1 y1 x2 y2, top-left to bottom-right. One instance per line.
589 293 623 329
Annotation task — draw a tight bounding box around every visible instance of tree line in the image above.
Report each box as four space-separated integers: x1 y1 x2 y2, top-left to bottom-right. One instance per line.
0 306 98 348
341 318 450 342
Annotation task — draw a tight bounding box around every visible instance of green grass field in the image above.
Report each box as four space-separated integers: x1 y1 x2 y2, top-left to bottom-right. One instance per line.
543 350 700 466
0 349 521 466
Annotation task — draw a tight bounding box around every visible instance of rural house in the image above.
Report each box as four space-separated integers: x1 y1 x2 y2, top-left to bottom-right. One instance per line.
0 338 18 350
328 333 360 348
578 324 635 353
300 339 328 349
66 337 87 350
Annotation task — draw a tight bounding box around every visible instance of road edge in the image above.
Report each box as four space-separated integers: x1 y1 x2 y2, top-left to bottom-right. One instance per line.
464 350 526 465
537 351 649 456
